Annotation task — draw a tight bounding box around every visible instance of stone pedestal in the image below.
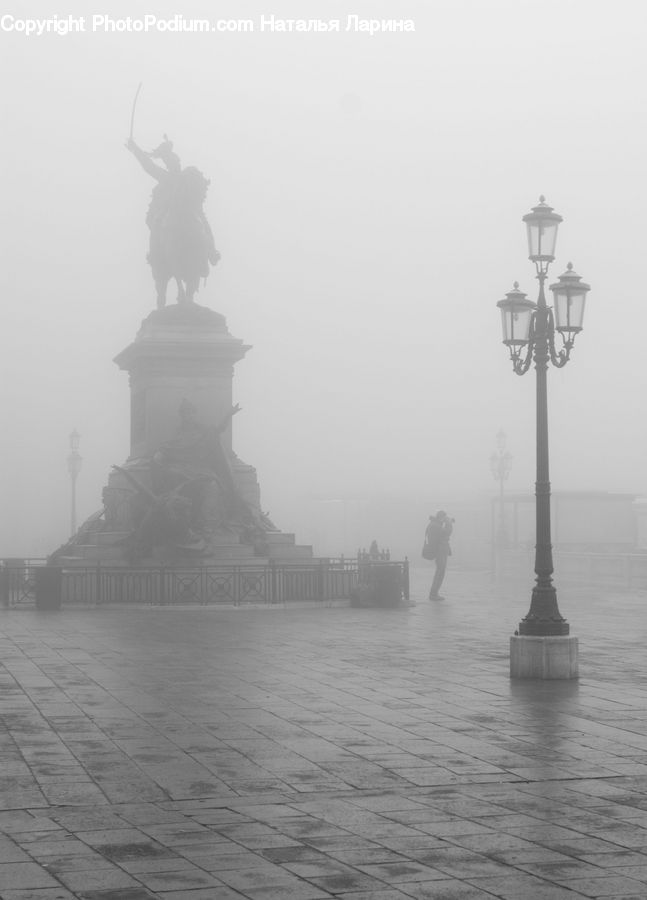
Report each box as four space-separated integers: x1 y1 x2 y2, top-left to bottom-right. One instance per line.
55 303 312 565
510 635 579 680
113 304 246 461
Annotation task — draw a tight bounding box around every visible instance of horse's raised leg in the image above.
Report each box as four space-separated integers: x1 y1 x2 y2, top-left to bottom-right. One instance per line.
176 278 187 304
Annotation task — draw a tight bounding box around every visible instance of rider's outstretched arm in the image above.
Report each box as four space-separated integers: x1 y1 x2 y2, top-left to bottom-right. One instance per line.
126 139 167 182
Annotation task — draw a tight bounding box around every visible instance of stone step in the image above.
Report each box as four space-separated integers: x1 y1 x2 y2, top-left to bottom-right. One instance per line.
265 532 297 545
200 546 258 561
90 531 130 547
50 550 321 570
267 544 314 560
69 544 127 561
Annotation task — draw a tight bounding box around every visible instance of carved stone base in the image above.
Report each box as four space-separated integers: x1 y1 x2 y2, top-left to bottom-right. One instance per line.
51 303 312 566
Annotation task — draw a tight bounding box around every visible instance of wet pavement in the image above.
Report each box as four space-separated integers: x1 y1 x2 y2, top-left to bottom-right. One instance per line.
1 567 647 899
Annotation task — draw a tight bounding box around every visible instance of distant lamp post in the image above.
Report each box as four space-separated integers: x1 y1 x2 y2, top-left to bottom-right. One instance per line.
497 197 590 679
67 430 82 535
490 429 513 548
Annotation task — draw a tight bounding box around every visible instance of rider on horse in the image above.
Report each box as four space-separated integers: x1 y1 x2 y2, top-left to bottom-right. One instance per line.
126 136 220 308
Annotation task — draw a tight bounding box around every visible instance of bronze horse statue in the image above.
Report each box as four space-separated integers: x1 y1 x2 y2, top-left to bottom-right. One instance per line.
126 136 220 307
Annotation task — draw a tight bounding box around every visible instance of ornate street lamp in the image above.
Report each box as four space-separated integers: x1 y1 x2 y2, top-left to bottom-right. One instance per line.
67 429 82 535
497 197 590 678
490 429 513 549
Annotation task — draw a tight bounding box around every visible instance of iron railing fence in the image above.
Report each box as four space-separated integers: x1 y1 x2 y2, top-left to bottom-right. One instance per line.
0 558 409 608
0 560 44 607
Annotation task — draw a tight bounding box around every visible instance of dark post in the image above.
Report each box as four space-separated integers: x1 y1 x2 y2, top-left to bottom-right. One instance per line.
67 430 82 536
497 200 590 658
269 560 277 604
35 566 62 611
317 559 326 602
519 273 569 636
0 565 8 608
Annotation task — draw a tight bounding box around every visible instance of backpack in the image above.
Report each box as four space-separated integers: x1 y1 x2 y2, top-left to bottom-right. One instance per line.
422 520 441 560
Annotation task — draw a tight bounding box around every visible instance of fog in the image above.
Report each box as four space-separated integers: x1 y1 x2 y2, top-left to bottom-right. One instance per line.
2 0 646 557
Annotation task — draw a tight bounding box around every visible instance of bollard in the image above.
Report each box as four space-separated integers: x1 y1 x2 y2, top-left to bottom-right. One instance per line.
34 567 63 611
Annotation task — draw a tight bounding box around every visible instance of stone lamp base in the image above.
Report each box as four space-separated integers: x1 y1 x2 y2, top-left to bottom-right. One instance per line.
510 635 578 679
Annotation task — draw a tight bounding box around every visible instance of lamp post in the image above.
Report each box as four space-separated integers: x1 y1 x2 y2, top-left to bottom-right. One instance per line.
67 430 82 536
497 197 590 679
490 429 513 550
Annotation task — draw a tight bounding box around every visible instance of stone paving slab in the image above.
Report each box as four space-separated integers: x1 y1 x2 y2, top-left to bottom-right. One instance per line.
2 568 647 898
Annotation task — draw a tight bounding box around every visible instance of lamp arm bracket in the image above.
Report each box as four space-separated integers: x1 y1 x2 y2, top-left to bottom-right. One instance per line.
512 312 536 376
547 308 573 368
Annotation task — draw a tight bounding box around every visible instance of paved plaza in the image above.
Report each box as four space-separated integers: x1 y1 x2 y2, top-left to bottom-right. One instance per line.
1 567 647 899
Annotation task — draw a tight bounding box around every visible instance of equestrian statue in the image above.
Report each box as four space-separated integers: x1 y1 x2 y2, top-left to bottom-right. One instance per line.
125 86 220 307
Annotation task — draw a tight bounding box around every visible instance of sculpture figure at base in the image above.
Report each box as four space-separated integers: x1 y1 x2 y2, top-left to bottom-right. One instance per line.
112 465 211 562
126 135 220 308
106 401 276 561
153 400 251 529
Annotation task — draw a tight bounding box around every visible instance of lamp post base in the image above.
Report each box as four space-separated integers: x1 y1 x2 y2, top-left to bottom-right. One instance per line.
510 635 578 680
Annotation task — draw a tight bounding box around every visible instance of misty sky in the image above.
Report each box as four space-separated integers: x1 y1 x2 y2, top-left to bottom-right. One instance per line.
2 0 646 555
